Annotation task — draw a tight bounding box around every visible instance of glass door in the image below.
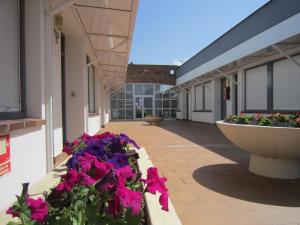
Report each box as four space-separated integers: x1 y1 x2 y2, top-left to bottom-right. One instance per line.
143 97 153 117
135 97 143 119
134 96 153 119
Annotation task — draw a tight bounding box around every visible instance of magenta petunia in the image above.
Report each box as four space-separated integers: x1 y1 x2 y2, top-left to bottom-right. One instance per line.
115 165 133 183
116 183 142 215
78 152 97 172
159 192 169 211
62 144 73 155
143 167 168 194
56 169 79 192
6 207 20 218
26 197 48 223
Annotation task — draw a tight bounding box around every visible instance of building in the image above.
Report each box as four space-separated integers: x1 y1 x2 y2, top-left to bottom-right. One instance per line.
111 64 178 120
0 0 138 210
175 0 300 123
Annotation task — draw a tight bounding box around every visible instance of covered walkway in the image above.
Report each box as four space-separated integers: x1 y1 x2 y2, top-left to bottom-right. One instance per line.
104 120 300 225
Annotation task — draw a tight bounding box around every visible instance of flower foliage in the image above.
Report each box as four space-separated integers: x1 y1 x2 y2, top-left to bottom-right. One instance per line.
7 132 169 225
225 113 300 128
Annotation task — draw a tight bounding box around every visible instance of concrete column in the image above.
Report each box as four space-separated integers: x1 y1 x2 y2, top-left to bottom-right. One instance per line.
238 70 246 113
65 36 86 141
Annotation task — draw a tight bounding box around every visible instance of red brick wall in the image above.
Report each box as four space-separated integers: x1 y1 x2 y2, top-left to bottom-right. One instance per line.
126 64 177 85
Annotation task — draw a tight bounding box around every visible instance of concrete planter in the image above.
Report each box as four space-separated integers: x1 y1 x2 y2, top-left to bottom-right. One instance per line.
145 116 163 125
216 121 300 179
138 148 182 225
1 149 182 225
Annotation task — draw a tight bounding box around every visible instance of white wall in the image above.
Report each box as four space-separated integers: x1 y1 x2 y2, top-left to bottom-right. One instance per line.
238 70 246 113
191 111 213 123
88 116 100 135
65 36 86 141
0 127 47 209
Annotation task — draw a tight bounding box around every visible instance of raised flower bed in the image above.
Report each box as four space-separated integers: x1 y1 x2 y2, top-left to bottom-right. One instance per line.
5 132 172 225
217 113 300 179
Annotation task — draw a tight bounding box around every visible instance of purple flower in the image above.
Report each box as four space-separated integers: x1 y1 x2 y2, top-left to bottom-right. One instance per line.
108 153 129 169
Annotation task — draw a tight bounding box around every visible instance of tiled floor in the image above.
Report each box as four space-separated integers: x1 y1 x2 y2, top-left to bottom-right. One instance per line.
103 120 300 225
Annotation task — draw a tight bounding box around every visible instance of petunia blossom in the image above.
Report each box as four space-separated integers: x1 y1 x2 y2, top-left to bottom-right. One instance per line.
116 183 142 215
26 197 48 223
6 207 20 218
159 191 169 211
143 167 168 194
56 169 79 192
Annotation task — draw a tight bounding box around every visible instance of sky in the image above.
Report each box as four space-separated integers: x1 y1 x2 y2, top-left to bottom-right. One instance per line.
129 0 269 65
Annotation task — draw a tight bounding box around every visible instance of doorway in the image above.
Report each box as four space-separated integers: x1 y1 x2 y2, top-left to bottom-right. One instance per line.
134 96 153 119
221 78 227 119
61 33 67 143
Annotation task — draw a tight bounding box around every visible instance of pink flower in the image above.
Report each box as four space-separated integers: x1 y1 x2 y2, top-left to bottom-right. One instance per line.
6 207 20 218
143 167 168 194
81 133 92 142
62 144 73 155
26 197 48 223
116 183 142 215
94 132 114 139
143 167 169 212
159 192 169 211
78 172 96 186
78 152 97 172
56 169 79 192
116 165 133 183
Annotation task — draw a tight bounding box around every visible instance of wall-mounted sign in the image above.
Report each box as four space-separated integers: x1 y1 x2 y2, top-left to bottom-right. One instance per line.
0 134 11 176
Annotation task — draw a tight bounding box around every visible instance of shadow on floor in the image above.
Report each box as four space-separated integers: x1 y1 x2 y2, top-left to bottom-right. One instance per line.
157 120 248 164
193 163 300 207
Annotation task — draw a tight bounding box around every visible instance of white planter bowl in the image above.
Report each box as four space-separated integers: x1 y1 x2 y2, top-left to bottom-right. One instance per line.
145 116 163 125
216 121 300 179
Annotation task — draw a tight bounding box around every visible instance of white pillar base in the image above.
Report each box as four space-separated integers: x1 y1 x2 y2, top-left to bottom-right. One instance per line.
249 154 300 179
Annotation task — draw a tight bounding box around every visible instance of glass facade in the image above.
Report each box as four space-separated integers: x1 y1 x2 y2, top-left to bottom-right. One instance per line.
111 83 177 120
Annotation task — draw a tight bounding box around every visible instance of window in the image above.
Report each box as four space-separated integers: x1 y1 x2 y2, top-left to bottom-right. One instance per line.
194 81 213 111
87 57 96 113
245 65 268 111
0 0 25 119
273 55 300 111
195 85 203 111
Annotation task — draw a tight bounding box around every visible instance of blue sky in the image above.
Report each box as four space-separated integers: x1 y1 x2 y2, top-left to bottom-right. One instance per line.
129 0 269 65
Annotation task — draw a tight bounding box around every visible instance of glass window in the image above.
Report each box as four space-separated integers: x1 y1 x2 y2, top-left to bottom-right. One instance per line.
155 108 162 117
273 56 300 110
163 109 170 119
88 62 96 113
155 84 161 99
204 82 213 111
171 109 177 119
163 100 170 108
195 85 203 111
144 97 153 108
111 110 118 119
144 84 154 95
117 100 125 109
118 110 125 120
155 100 162 109
125 110 133 119
0 0 24 119
134 84 143 95
144 109 153 117
246 65 268 110
111 100 117 110
171 100 177 109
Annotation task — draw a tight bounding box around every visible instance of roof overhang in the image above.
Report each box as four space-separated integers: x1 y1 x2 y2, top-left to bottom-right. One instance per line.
176 12 300 87
48 0 139 91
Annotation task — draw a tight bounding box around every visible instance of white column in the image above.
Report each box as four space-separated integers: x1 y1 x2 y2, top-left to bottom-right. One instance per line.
238 70 246 113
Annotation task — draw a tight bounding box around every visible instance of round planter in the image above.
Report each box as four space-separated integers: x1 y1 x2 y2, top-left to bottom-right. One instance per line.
145 116 163 125
216 121 300 179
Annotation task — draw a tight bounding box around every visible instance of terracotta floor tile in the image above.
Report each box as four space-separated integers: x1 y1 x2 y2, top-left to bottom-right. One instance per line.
103 120 300 225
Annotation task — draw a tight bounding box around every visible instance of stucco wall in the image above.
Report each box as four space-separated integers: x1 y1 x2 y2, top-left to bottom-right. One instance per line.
65 36 86 141
88 116 100 135
0 127 47 209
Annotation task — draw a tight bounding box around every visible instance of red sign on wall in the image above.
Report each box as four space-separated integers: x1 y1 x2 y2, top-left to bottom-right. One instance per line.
0 134 11 176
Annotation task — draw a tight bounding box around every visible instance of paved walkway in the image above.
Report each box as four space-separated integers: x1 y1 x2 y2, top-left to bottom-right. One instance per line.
104 120 300 225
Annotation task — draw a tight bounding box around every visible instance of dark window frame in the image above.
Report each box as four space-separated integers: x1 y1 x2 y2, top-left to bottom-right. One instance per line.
0 0 26 120
193 81 212 113
87 56 96 114
244 54 300 113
